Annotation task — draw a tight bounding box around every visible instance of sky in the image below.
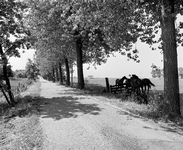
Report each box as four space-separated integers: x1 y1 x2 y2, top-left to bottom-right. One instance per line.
9 41 182 78
9 49 36 71
80 42 183 78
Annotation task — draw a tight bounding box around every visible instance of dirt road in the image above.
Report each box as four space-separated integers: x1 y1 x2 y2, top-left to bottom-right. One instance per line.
39 78 183 150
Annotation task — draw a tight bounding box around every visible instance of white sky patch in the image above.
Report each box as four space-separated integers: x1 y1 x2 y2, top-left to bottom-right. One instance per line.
9 49 36 71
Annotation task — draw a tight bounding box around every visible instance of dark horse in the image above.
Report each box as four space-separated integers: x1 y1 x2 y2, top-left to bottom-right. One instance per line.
131 74 150 104
131 74 144 94
141 78 155 94
117 75 149 104
118 76 141 94
115 76 126 87
132 74 155 94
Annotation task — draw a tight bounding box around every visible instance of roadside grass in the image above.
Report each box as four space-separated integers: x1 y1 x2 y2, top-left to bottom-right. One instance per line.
0 81 43 150
10 77 33 96
0 78 33 100
0 78 33 116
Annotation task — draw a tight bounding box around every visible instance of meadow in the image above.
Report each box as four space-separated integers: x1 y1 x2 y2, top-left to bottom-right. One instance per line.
83 77 183 93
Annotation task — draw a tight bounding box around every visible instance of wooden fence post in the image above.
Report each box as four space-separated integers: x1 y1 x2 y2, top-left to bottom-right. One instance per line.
105 77 110 92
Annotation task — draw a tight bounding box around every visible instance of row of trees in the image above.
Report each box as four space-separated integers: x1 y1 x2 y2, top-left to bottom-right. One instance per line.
1 0 183 116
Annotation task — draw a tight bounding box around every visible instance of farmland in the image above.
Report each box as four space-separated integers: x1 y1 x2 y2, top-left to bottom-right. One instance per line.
83 77 183 93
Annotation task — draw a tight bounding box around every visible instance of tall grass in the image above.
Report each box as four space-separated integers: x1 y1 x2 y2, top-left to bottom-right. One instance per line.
0 78 33 113
10 78 33 96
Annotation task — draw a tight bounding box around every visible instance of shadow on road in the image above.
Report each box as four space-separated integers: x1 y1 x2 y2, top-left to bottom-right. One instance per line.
39 96 102 120
1 95 102 122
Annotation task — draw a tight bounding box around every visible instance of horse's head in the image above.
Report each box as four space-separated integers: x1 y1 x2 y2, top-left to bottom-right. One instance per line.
132 74 139 79
121 76 127 80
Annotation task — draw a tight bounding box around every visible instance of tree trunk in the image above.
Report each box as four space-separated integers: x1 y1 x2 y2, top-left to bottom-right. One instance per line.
1 89 11 105
161 0 181 116
71 63 74 87
65 57 70 86
58 62 64 85
52 66 55 82
55 64 59 82
76 37 84 89
0 45 15 105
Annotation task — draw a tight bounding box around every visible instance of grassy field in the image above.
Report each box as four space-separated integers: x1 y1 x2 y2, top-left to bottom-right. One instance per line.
11 78 32 92
0 78 33 102
83 77 183 93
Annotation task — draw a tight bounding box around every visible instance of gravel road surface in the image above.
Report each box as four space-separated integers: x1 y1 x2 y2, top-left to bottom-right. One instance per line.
39 78 183 150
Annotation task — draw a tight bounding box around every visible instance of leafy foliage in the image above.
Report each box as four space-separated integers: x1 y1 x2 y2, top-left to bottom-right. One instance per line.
151 64 163 78
0 0 31 58
25 59 39 81
14 69 27 78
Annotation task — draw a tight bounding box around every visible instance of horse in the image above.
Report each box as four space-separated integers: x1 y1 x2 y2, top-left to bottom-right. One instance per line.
131 74 150 104
118 75 148 104
121 76 142 94
141 78 155 94
115 79 120 86
131 74 155 94
115 76 127 87
131 74 144 94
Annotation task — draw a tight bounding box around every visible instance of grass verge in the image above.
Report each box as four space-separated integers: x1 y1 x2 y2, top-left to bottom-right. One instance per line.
0 81 43 150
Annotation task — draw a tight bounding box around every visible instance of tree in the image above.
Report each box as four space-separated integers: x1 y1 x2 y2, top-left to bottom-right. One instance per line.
129 0 182 116
25 58 39 81
151 64 163 78
161 0 180 116
25 0 75 85
14 69 27 78
26 0 141 89
0 0 31 105
55 0 139 89
0 64 14 79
